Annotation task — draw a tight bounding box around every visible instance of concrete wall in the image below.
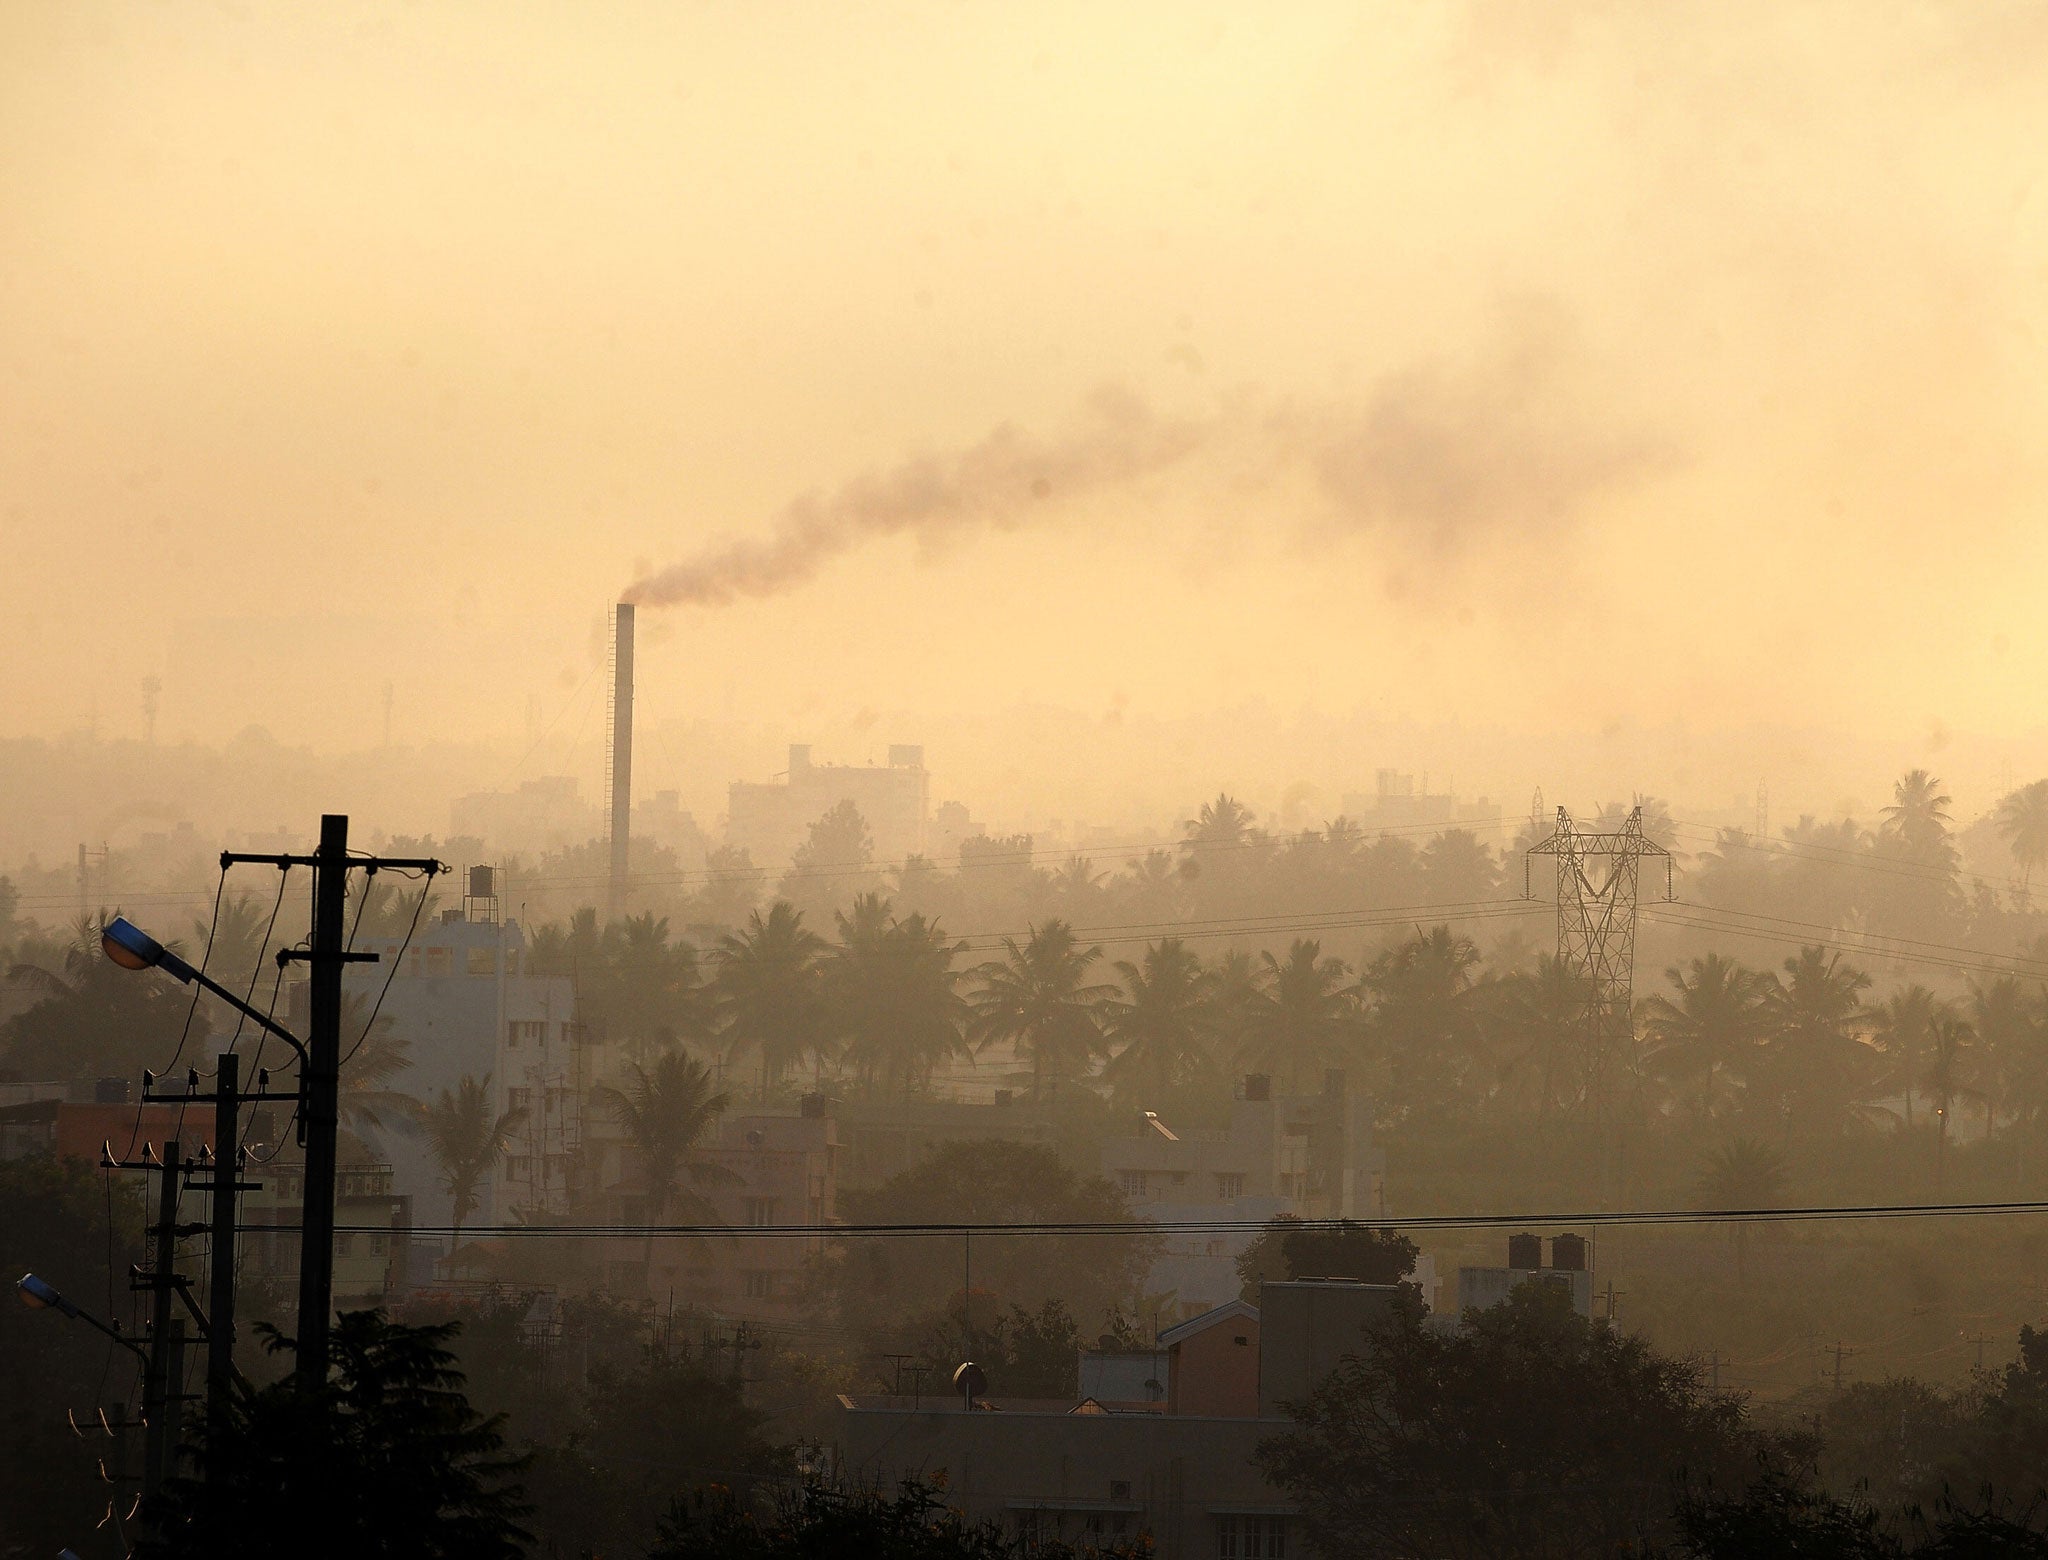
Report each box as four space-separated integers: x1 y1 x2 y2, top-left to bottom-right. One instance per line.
1168 1315 1260 1418
1257 1280 1403 1416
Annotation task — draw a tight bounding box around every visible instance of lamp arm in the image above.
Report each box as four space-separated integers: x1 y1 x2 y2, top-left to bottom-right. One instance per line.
170 959 309 1068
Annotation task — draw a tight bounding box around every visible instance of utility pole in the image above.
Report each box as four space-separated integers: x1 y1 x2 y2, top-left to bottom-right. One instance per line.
203 1055 243 1420
1830 1340 1854 1393
141 1141 183 1499
297 815 349 1384
220 817 440 1387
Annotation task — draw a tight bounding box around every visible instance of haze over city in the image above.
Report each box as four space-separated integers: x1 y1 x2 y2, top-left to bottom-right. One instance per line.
7 5 2048 1558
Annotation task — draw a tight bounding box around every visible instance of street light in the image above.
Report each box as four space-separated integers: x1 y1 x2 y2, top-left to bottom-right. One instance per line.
17 1273 148 1363
101 916 307 1066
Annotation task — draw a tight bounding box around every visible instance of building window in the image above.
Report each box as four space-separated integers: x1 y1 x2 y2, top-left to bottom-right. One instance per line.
508 1087 532 1115
466 947 497 977
1206 1238 1228 1257
423 947 453 978
744 1198 779 1227
1218 1515 1287 1558
1216 1172 1244 1200
743 1270 774 1300
1119 1170 1148 1198
507 1020 545 1050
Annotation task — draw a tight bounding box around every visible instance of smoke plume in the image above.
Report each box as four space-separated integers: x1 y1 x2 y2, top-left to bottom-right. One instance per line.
622 386 1209 609
623 313 1663 611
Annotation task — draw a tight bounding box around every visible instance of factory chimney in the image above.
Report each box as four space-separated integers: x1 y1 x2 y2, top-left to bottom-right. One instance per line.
607 602 634 916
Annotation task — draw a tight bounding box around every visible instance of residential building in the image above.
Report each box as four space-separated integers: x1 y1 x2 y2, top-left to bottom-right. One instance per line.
583 1094 838 1321
315 879 580 1233
1101 1073 1386 1320
726 743 930 872
449 775 600 856
837 1278 1403 1559
1340 769 1506 848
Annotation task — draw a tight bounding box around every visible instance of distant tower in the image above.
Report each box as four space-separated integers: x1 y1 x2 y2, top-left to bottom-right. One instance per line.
141 677 161 745
1526 808 1672 1194
1754 781 1769 844
605 603 636 917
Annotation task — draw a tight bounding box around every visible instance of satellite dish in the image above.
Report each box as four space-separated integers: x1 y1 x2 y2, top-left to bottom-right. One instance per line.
952 1360 987 1402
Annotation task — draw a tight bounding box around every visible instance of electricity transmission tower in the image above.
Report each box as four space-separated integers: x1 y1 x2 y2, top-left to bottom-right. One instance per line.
1525 808 1672 1180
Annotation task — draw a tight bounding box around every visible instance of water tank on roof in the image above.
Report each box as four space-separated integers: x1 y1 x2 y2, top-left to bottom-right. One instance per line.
468 865 495 899
1551 1233 1588 1272
1243 1074 1271 1102
800 1092 826 1119
1507 1232 1542 1270
94 1077 130 1105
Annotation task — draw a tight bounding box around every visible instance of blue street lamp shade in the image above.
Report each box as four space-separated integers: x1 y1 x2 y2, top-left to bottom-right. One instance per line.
101 917 197 983
101 917 165 971
17 1273 79 1317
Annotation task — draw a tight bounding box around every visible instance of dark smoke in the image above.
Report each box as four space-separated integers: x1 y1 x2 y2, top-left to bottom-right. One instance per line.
622 385 1208 609
622 310 1662 610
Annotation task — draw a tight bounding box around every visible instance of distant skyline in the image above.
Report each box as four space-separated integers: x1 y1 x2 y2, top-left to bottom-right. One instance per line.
6 4 2047 805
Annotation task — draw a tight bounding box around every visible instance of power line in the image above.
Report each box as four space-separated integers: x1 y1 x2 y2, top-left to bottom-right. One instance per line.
295 1197 2048 1241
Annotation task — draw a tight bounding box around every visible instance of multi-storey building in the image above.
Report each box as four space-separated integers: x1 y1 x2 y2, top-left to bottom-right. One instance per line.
837 1278 1402 1559
582 1093 839 1320
1100 1072 1386 1320
726 743 930 872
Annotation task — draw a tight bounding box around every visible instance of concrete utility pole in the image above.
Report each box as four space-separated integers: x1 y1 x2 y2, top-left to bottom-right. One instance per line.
219 816 441 1386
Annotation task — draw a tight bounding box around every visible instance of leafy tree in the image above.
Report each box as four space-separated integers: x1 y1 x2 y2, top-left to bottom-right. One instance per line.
0 1154 148 1557
1996 780 2048 892
422 1075 525 1243
917 1296 1087 1399
141 1310 530 1559
833 1141 1154 1350
524 1345 786 1555
1258 1284 1771 1560
781 799 880 916
650 1477 1147 1559
1099 937 1216 1105
1968 975 2038 1138
967 920 1114 1101
712 901 830 1099
1236 1217 1419 1301
1236 938 1355 1096
1417 827 1501 902
3 912 209 1079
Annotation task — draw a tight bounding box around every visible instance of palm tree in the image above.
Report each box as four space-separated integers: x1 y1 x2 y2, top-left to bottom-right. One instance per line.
1100 938 1216 1104
1921 1015 1979 1194
967 920 1115 1101
1881 770 1956 859
1694 1137 1789 1285
1236 939 1356 1097
337 991 422 1136
1995 781 2048 893
602 1050 735 1287
1183 793 1257 852
1641 954 1775 1121
1967 975 2035 1139
420 1074 525 1244
711 901 828 1099
3 912 207 1080
1870 985 1941 1127
827 894 970 1099
597 913 707 1054
1494 954 1594 1118
1763 946 1877 1140
1362 926 1483 1115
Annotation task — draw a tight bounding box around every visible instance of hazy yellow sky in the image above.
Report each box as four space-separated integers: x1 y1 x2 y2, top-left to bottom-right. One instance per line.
4 3 2047 810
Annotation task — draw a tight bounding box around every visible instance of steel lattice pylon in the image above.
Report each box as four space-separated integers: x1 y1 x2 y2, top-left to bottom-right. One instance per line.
1525 807 1673 1119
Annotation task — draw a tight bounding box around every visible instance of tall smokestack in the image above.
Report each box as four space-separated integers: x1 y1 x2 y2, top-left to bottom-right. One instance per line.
608 601 634 916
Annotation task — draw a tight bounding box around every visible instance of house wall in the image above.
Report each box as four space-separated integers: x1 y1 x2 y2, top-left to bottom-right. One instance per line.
1168 1318 1260 1417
